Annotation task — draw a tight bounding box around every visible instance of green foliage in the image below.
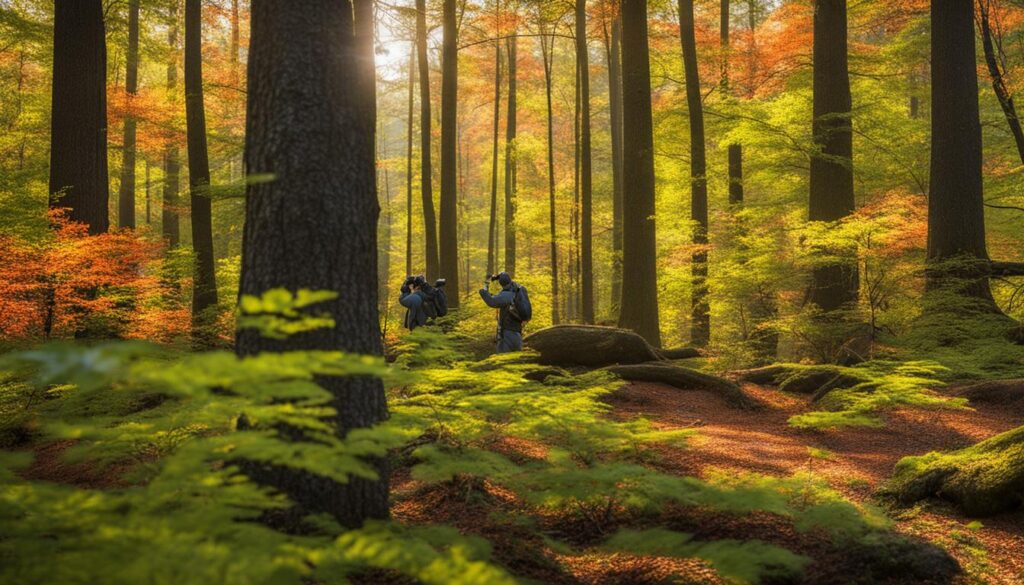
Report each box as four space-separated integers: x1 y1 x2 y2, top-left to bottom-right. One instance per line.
237 288 340 339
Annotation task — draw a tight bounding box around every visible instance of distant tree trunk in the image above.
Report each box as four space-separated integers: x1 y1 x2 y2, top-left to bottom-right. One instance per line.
618 0 661 347
185 0 219 334
239 0 387 528
746 0 758 97
145 159 151 223
379 128 392 304
927 0 995 303
406 45 415 277
679 0 710 346
978 0 1024 165
230 0 240 70
504 35 518 274
163 0 180 246
729 144 743 204
487 41 503 278
439 0 460 304
415 0 439 280
720 0 729 89
607 13 624 318
576 0 595 323
118 0 140 229
541 30 560 324
808 0 857 313
49 0 109 234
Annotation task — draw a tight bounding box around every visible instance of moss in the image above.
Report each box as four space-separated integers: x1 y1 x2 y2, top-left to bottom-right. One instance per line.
776 365 871 397
887 425 1024 516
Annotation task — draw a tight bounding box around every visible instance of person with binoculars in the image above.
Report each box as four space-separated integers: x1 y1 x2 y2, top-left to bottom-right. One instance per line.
399 275 448 331
479 272 532 354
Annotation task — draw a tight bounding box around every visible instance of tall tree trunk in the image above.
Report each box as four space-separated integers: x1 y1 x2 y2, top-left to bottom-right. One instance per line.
230 0 240 70
487 41 503 277
608 12 624 317
49 0 109 234
978 0 1024 165
380 127 392 306
720 0 729 89
406 44 415 278
808 0 857 312
576 0 595 323
239 0 387 528
927 0 995 303
679 0 710 346
439 0 460 304
728 144 743 204
415 0 440 280
163 0 181 246
504 35 518 274
185 0 219 334
118 0 140 229
618 0 661 347
541 30 560 324
145 159 151 223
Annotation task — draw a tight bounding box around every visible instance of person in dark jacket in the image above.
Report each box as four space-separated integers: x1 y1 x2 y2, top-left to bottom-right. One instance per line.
479 272 522 353
400 276 429 330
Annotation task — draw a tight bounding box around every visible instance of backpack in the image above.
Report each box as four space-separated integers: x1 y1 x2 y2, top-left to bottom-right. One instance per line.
508 284 532 323
433 288 449 317
421 288 439 319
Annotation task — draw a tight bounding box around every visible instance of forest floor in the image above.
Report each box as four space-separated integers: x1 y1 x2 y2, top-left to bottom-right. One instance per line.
392 378 1024 585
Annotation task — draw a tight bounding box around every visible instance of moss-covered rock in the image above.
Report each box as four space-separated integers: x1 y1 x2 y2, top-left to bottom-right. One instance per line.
776 365 872 400
885 425 1024 516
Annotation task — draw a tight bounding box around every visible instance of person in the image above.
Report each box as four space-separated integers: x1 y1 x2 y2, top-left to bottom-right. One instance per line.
479 272 523 353
399 275 429 330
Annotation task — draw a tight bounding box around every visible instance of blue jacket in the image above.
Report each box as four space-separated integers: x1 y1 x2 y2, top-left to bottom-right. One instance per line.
400 290 428 330
479 285 522 333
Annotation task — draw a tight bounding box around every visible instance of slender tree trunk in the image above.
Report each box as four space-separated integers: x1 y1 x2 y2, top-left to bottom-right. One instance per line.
118 0 140 229
380 128 392 306
406 45 415 278
163 0 181 246
504 35 518 274
49 0 109 234
239 0 387 528
978 1 1024 165
439 0 460 304
618 0 661 346
542 30 560 324
720 0 729 89
808 0 857 312
185 0 219 334
415 0 440 279
608 13 624 317
230 0 240 70
145 159 151 223
728 144 743 204
576 0 595 323
679 0 710 346
487 41 503 277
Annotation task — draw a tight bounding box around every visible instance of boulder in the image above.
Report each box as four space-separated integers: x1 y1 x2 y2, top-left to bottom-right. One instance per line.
524 325 662 367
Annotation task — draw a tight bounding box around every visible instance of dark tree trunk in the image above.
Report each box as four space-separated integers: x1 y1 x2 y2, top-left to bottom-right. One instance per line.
978 0 1024 165
728 144 743 204
487 41 502 278
415 0 440 280
439 0 460 304
504 35 518 274
608 14 624 317
118 0 140 229
542 29 560 324
927 0 994 302
238 0 388 528
185 0 219 333
720 0 729 89
576 0 595 323
618 0 661 347
49 0 109 234
406 44 415 277
163 0 180 246
808 0 857 312
145 160 151 223
679 0 710 347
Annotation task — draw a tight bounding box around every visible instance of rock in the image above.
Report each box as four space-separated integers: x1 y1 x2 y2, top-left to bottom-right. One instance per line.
524 325 663 367
732 365 792 385
604 362 761 410
776 366 870 401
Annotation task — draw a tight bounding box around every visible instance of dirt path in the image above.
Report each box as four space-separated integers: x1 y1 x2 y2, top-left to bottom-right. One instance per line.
606 382 1024 584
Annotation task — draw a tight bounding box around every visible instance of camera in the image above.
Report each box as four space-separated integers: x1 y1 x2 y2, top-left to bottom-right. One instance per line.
435 278 447 288
403 276 416 287
489 274 501 282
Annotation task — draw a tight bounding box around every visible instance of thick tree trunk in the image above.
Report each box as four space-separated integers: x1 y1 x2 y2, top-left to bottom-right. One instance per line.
809 0 858 312
406 45 415 277
978 1 1024 166
542 31 560 324
163 0 180 246
679 0 710 347
239 0 388 528
618 0 661 347
504 36 518 274
118 0 140 229
439 0 460 304
608 14 624 317
415 0 440 280
576 0 595 323
49 0 109 234
487 41 502 278
185 0 219 333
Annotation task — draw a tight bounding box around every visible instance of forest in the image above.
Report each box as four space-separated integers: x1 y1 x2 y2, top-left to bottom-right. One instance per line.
1 0 1023 583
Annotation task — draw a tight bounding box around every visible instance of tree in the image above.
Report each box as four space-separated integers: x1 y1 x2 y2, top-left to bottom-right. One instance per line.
808 0 857 312
118 0 140 229
504 34 518 274
679 0 710 346
541 22 560 324
978 0 1024 165
486 37 503 278
415 0 440 280
618 0 661 347
184 0 219 334
406 44 416 277
238 0 387 527
49 0 109 234
604 9 624 317
576 0 595 323
439 0 461 304
163 0 181 246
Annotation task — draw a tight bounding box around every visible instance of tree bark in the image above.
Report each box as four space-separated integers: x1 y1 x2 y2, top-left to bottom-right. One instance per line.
808 0 858 313
541 29 560 324
504 35 518 274
415 0 440 280
118 0 140 229
439 0 460 304
185 0 219 334
679 0 710 347
49 0 109 234
978 0 1024 166
487 40 502 278
576 0 595 323
608 13 624 318
239 0 388 528
618 0 661 347
720 0 729 89
163 0 180 246
728 144 743 204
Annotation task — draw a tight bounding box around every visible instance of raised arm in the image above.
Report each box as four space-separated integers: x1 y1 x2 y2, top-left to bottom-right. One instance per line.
479 288 514 309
